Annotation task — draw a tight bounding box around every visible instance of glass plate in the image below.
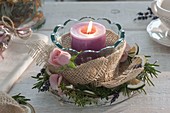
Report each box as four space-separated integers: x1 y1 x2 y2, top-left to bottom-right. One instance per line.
21 103 36 113
51 91 137 107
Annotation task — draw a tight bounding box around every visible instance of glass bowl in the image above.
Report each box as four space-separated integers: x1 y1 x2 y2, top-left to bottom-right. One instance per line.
50 17 125 65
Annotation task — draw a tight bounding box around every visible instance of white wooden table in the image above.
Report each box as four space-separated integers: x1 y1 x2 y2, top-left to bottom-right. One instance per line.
9 1 170 113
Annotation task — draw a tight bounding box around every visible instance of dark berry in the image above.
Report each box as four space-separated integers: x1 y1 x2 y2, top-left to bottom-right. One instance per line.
137 12 143 15
40 89 44 92
144 12 149 15
45 81 50 86
142 17 145 20
42 86 49 91
110 92 119 104
149 15 152 18
152 16 159 20
138 17 142 20
147 7 152 11
144 16 148 20
36 73 41 78
41 68 46 74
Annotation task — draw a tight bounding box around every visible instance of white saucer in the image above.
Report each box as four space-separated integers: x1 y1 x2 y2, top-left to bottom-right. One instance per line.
147 19 170 47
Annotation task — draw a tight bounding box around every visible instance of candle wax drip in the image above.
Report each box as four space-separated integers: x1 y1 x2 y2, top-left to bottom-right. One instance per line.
81 26 96 34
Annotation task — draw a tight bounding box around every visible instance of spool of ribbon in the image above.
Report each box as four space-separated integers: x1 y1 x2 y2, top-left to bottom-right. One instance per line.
0 16 32 59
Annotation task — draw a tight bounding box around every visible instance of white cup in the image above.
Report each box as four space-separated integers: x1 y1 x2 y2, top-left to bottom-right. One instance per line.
151 0 170 36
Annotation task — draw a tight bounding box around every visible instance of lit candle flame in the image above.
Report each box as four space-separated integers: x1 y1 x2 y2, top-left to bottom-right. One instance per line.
87 21 93 34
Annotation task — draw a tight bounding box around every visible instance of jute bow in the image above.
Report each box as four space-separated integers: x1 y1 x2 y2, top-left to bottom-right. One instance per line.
0 16 32 59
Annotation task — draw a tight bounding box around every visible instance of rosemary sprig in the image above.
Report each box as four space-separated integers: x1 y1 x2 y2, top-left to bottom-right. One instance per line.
139 60 160 86
32 68 50 92
59 83 137 106
12 93 30 105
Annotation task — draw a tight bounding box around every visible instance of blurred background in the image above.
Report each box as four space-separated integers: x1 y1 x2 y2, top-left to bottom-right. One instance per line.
48 0 152 1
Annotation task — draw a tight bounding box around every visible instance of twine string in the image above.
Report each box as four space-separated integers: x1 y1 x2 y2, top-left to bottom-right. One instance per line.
1 16 32 40
0 16 32 59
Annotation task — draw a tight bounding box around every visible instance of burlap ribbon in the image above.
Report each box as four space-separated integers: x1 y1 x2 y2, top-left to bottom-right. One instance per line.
0 91 25 113
49 30 144 88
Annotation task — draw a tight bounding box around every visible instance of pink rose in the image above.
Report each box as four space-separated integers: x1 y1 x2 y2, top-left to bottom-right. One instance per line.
49 74 63 96
48 48 71 67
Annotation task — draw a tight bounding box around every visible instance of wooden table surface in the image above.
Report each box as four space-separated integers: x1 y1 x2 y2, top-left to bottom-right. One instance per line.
9 1 170 113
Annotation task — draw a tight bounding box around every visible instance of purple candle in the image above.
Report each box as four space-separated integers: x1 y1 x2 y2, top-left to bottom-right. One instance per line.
70 21 106 51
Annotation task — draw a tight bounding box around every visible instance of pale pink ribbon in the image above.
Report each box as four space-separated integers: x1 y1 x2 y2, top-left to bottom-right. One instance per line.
49 74 63 96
